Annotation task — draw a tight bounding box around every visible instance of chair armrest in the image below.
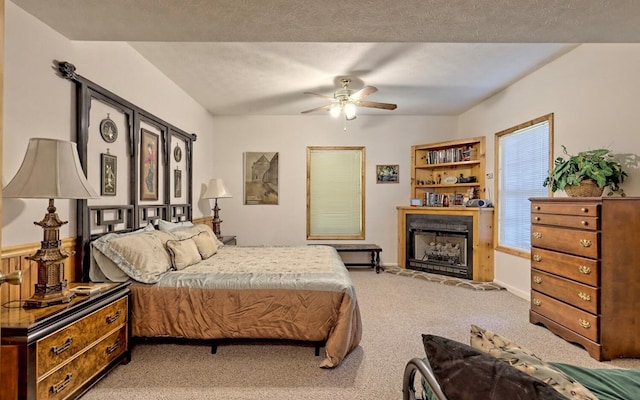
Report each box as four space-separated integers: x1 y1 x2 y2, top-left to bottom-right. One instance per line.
402 357 449 400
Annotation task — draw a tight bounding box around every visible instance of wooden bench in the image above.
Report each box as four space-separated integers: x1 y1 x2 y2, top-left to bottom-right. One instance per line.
319 244 383 273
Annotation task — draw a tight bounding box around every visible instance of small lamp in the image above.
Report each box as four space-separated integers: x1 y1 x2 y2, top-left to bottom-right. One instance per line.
202 178 232 238
3 138 99 308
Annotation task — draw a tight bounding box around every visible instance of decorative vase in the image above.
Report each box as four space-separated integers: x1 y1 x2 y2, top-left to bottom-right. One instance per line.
564 180 605 197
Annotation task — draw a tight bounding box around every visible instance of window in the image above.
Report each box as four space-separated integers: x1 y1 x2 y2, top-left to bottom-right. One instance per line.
496 114 553 256
307 146 365 239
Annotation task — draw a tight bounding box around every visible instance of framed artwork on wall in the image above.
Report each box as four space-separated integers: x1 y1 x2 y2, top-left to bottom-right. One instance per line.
174 169 182 198
140 129 159 200
376 164 399 183
101 152 117 196
243 152 279 205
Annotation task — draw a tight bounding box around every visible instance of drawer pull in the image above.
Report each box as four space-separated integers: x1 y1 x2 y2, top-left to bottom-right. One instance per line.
532 232 542 239
579 265 592 274
51 373 73 394
534 206 541 211
532 298 541 307
106 338 122 354
581 220 588 226
579 239 592 248
581 207 588 213
578 292 592 301
578 319 591 329
51 337 73 355
534 216 540 221
533 276 542 284
532 254 542 262
106 310 122 324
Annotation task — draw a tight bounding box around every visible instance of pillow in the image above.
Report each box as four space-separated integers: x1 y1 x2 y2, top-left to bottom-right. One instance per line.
166 238 202 270
157 219 194 232
91 229 175 283
470 325 598 400
171 224 224 247
551 362 640 400
192 231 218 259
422 334 566 400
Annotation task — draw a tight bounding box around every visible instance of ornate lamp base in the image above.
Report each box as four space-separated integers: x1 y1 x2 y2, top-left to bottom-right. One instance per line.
23 282 75 308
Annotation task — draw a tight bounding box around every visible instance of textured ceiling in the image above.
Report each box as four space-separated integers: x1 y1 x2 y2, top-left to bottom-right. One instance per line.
12 0 640 116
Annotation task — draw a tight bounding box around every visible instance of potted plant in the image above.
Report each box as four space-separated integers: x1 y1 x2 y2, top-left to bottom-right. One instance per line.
543 145 628 197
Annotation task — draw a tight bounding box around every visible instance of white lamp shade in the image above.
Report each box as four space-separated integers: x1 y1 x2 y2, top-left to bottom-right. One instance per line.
343 102 357 120
203 178 232 199
3 138 99 199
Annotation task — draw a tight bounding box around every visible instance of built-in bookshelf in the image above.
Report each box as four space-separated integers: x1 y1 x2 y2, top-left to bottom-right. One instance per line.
411 137 486 207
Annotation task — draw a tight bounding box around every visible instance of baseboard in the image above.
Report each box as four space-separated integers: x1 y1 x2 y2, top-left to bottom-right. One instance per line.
493 279 530 300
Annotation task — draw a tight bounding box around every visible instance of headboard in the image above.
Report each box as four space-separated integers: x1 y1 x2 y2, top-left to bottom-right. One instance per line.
56 61 197 281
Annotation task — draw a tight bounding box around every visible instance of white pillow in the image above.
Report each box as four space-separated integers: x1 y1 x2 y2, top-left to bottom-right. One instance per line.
158 219 194 232
166 238 202 270
192 231 219 259
172 224 225 247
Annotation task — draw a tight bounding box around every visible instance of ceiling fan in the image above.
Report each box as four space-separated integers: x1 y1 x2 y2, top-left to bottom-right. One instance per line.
301 78 397 120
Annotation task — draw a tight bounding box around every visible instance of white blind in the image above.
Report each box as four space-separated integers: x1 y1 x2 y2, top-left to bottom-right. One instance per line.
498 119 550 251
308 148 364 238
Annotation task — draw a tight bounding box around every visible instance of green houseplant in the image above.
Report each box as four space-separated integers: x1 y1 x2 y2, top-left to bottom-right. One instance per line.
543 145 628 197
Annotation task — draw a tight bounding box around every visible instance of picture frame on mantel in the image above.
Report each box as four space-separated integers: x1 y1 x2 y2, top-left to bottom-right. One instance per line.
140 129 159 201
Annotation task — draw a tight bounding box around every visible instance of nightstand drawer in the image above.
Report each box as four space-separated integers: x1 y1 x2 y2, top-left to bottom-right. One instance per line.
531 247 599 286
531 291 599 342
531 225 599 258
531 202 600 217
531 270 599 314
37 326 127 400
37 297 127 377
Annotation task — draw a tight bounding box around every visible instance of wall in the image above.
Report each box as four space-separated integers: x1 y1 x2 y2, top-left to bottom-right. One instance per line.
2 1 216 246
459 44 640 298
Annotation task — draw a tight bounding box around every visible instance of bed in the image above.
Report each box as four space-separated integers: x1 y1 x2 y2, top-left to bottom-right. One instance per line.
403 325 640 400
89 222 362 368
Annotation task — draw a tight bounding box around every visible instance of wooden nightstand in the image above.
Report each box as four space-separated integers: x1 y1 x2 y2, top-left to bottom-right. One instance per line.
220 235 237 245
0 282 130 400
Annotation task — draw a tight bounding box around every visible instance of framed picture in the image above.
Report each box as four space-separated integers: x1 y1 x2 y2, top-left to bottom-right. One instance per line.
410 198 423 207
140 129 159 200
99 114 118 143
376 164 399 183
101 153 117 196
174 169 182 198
244 152 279 205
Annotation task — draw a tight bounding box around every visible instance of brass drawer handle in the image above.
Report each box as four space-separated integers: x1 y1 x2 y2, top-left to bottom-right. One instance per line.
534 216 540 221
578 292 592 301
532 254 542 262
534 206 541 211
532 298 541 307
533 276 542 284
579 239 592 247
51 337 73 355
581 220 588 226
106 310 122 324
578 319 591 329
51 373 73 394
579 265 591 274
532 232 542 239
581 207 589 213
106 338 122 355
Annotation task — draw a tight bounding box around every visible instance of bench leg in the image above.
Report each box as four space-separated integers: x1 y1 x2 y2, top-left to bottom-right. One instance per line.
375 251 382 273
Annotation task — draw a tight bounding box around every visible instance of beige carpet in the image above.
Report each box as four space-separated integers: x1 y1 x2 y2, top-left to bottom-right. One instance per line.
83 270 640 400
383 266 505 291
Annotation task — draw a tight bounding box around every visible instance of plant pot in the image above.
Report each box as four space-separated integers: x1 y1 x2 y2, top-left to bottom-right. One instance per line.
564 180 604 197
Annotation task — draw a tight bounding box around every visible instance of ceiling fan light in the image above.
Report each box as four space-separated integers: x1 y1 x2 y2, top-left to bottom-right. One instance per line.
329 104 341 118
343 102 357 120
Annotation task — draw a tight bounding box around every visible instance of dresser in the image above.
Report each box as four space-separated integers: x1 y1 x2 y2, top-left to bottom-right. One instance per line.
529 197 640 361
0 282 130 400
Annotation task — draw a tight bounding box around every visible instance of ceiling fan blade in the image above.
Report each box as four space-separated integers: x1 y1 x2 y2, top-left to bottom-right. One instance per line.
350 85 378 101
358 100 397 110
304 92 333 101
301 104 332 114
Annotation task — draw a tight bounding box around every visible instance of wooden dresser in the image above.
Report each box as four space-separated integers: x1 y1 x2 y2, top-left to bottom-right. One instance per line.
529 197 640 361
0 282 130 400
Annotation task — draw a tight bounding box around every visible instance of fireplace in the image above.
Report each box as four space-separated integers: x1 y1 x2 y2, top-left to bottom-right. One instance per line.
406 214 473 279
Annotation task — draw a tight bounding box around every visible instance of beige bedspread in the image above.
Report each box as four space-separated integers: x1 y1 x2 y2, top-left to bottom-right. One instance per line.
129 245 362 368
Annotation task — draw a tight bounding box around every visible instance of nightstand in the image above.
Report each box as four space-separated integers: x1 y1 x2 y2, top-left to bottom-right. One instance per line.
220 235 237 245
0 282 130 400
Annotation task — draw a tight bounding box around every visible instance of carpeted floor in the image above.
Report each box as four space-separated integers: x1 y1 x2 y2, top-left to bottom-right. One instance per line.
383 266 505 291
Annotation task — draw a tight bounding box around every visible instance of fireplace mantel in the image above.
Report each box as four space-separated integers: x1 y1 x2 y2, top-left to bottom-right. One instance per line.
397 206 494 281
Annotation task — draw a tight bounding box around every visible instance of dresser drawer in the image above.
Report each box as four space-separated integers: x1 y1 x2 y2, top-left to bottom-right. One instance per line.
531 270 599 314
37 326 127 400
531 213 599 230
531 225 599 258
531 201 600 217
531 291 599 342
37 297 127 377
531 247 599 286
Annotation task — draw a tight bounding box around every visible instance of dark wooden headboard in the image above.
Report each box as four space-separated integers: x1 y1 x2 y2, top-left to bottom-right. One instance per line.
56 61 197 281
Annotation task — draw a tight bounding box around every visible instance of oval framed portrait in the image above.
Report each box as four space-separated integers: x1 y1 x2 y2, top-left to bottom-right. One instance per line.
99 117 118 143
173 145 182 162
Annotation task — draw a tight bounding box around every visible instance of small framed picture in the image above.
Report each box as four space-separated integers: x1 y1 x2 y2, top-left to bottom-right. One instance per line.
410 197 423 207
140 129 159 201
101 153 117 196
174 169 182 198
99 115 118 143
376 164 399 184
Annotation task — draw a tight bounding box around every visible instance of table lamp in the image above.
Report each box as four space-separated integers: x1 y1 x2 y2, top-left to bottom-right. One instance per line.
3 138 99 308
202 178 231 238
